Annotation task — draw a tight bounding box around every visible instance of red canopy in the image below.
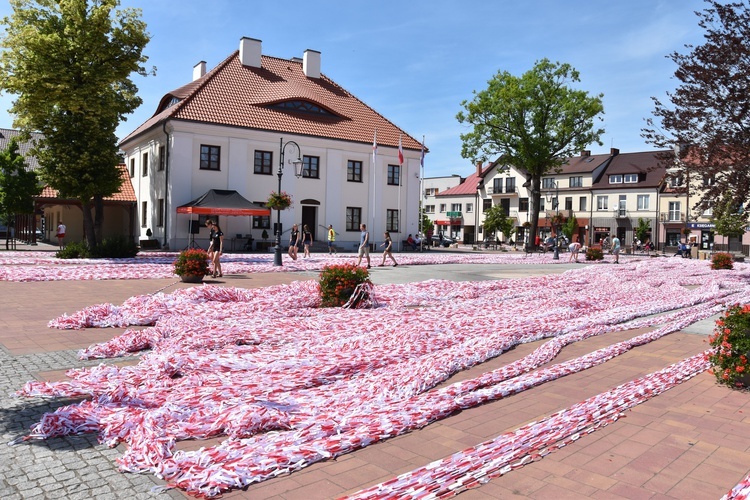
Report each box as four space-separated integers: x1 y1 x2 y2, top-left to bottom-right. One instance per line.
176 189 270 216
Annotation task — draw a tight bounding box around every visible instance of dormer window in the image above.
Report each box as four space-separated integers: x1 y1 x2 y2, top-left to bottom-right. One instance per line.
609 174 623 184
624 173 638 183
268 100 335 116
167 96 180 108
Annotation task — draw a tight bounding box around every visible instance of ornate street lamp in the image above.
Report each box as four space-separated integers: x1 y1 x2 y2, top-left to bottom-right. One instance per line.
545 181 560 260
274 138 303 267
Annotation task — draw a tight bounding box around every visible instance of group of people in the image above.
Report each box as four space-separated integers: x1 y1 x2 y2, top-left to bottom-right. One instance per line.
287 224 314 261
405 233 423 250
354 223 399 269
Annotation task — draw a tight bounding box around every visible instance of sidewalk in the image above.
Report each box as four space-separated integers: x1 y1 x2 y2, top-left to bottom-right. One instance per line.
0 259 748 499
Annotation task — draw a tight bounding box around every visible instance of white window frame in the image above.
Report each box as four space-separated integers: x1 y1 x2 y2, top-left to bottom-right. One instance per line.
608 174 623 184
466 203 474 213
439 204 446 213
624 173 638 183
596 196 608 210
669 201 681 221
637 194 650 211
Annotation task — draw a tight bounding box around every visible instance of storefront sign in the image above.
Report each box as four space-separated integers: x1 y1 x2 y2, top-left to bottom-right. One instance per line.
687 222 716 230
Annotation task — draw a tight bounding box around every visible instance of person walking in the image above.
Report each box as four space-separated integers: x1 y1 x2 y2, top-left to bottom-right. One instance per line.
302 224 313 258
206 220 224 277
288 224 300 261
56 221 66 249
356 223 371 269
379 231 398 267
327 225 337 254
612 235 621 264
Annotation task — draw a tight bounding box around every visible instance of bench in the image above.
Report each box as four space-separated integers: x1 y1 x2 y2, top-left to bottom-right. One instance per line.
139 239 160 250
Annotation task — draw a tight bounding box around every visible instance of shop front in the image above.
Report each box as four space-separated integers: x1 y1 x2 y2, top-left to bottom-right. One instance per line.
687 221 715 250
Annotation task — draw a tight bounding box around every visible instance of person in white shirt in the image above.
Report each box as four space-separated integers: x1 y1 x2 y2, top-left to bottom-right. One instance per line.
56 222 66 249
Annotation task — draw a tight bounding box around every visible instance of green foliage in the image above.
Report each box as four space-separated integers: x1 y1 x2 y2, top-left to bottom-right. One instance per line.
56 241 89 259
585 246 604 261
483 204 515 243
0 138 40 227
0 0 153 249
266 191 292 210
420 207 434 236
635 218 651 243
457 59 604 261
90 236 138 258
318 263 371 308
173 248 210 277
707 304 750 387
711 252 734 270
712 197 748 238
561 214 577 240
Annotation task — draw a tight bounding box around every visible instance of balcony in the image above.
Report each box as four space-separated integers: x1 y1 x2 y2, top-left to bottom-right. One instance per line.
612 208 629 218
488 185 518 195
660 212 685 222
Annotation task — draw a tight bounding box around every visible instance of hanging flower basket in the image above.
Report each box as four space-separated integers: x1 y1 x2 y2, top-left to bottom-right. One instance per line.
550 213 566 227
266 191 292 211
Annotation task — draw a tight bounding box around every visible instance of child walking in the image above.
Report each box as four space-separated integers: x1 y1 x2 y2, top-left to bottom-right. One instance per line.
379 231 398 267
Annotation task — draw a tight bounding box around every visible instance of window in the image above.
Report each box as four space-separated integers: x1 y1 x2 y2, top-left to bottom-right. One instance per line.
200 145 220 171
540 198 545 211
268 100 335 116
519 198 529 212
439 204 446 213
302 156 319 178
579 196 587 212
624 173 638 183
347 160 362 182
425 205 435 214
129 158 135 177
617 195 627 217
387 164 400 185
157 198 164 227
597 196 608 210
346 207 362 231
254 150 272 175
158 146 165 171
142 152 148 177
505 178 516 193
670 175 684 187
386 209 399 232
253 216 270 229
609 174 623 184
466 203 473 213
637 195 650 211
565 197 573 211
424 187 439 196
493 178 502 193
451 203 462 212
483 199 492 211
569 176 583 188
141 201 147 227
669 201 681 221
542 178 556 189
703 174 715 187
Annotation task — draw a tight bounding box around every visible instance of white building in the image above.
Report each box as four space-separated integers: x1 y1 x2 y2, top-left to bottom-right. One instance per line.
119 37 423 251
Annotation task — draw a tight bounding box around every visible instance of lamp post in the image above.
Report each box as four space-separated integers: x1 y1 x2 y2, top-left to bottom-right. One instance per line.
274 138 303 267
546 181 560 260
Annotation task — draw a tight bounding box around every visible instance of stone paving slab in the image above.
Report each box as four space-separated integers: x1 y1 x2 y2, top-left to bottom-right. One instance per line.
0 254 747 499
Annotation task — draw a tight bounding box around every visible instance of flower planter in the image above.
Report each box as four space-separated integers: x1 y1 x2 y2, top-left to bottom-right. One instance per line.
180 274 204 284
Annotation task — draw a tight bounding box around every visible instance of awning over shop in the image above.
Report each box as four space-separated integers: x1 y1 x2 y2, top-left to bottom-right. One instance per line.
176 189 270 216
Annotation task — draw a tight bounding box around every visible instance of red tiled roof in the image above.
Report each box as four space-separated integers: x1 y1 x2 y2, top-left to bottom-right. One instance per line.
120 52 424 152
37 165 136 202
437 166 493 197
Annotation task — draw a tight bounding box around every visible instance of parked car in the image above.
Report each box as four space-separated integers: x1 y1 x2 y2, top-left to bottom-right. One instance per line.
431 234 454 247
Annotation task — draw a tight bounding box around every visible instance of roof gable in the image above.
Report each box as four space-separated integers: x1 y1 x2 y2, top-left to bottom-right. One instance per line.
120 47 423 152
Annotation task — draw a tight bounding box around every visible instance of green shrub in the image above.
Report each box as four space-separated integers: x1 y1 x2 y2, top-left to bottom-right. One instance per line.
90 236 138 258
56 241 90 259
585 246 604 261
319 263 371 307
173 249 210 277
711 252 734 270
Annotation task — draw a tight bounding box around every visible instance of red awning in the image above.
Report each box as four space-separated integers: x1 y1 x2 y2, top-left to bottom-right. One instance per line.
176 189 271 216
435 220 450 226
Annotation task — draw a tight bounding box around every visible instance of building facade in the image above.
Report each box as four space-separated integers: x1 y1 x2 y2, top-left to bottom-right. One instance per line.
119 37 423 251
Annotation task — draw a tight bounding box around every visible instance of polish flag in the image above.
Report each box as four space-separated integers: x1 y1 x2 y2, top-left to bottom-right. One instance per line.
372 129 378 165
398 135 404 166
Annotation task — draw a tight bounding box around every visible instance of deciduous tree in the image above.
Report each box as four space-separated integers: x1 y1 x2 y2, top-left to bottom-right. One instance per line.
0 0 152 250
457 59 604 249
0 138 40 249
644 0 750 220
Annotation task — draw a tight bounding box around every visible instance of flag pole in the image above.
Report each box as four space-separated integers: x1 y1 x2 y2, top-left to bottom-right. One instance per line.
419 135 425 251
371 129 377 245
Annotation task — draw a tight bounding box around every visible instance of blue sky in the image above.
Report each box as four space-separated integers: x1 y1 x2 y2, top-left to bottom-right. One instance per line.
0 0 708 177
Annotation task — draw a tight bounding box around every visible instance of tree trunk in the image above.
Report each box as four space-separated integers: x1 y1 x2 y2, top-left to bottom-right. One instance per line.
527 176 542 250
81 200 97 250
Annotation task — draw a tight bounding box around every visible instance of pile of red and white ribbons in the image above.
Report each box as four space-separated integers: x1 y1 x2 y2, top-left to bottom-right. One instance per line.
0 249 622 282
12 258 750 498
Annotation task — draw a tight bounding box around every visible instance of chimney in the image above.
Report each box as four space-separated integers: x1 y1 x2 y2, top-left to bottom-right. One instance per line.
303 49 321 78
610 148 619 156
192 61 206 81
239 37 262 68
476 161 482 177
581 150 590 157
